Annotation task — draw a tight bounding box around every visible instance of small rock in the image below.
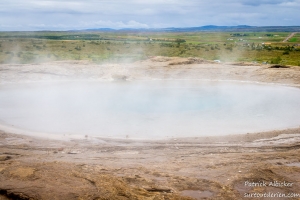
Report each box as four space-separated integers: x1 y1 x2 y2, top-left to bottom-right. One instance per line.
68 151 81 154
0 155 12 161
112 74 128 81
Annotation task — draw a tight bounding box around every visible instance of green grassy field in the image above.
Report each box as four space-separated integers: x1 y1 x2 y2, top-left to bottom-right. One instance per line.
0 31 299 66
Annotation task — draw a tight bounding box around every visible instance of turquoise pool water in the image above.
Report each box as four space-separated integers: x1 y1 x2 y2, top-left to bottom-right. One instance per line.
0 80 299 139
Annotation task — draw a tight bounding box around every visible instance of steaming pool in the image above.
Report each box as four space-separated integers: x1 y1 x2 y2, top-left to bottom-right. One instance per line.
0 80 300 140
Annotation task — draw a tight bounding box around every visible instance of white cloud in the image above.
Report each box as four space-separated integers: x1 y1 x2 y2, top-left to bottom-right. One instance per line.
241 0 295 6
16 20 150 31
0 0 299 31
84 20 149 29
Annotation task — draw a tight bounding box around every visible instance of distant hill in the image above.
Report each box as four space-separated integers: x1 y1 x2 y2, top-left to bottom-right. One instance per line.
83 25 300 32
82 28 115 32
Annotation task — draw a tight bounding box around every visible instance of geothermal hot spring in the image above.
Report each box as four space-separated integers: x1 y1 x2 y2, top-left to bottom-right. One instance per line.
0 80 300 139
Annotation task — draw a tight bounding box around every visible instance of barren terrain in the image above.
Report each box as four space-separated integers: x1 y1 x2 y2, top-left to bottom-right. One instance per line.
1 57 300 200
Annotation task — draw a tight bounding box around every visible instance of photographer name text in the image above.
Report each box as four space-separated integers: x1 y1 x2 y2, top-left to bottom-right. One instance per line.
244 181 293 187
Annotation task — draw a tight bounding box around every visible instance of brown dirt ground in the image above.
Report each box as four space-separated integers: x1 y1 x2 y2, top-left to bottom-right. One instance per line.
1 57 300 200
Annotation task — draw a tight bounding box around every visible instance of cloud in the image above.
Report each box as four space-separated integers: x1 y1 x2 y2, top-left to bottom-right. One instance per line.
83 20 149 29
0 0 299 31
22 20 149 31
241 0 295 6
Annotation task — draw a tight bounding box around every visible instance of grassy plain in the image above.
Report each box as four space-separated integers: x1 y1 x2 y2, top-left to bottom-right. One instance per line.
0 31 299 66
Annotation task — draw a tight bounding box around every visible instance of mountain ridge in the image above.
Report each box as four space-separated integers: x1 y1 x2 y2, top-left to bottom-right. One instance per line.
81 25 300 32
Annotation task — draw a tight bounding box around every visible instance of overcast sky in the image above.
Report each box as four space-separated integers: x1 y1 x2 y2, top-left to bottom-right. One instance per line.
0 0 299 31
